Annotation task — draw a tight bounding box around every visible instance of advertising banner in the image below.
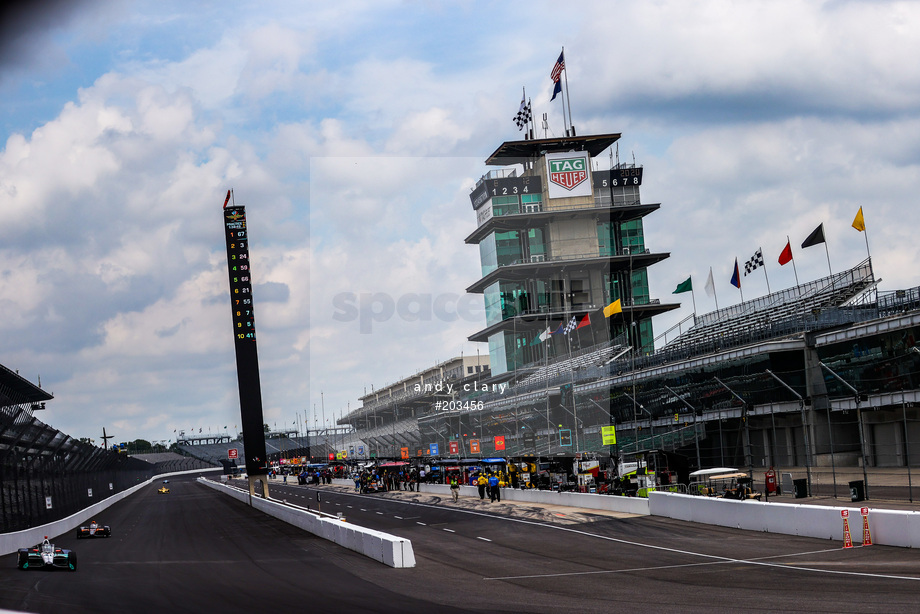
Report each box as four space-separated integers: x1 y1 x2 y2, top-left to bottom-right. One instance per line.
545 151 592 199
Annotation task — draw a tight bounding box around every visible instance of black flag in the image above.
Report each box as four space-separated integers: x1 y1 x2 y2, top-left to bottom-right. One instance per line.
801 223 826 249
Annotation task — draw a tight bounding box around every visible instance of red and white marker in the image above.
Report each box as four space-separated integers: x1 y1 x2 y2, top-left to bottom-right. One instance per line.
841 509 853 549
861 507 872 546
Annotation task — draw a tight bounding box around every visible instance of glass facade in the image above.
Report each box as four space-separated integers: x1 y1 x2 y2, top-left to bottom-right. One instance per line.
597 219 645 257
489 329 555 375
484 280 550 327
479 227 547 276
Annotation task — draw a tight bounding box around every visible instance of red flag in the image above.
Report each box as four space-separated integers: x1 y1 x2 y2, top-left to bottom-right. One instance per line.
576 313 591 329
222 189 232 209
778 241 793 266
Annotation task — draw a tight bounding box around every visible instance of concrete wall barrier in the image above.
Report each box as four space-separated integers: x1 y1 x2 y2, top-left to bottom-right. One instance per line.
417 483 650 515
648 491 920 548
199 478 415 568
0 467 222 556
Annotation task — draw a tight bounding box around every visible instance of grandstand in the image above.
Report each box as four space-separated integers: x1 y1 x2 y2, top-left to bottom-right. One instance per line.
131 452 215 473
175 435 335 467
0 364 170 532
657 258 877 356
336 122 920 499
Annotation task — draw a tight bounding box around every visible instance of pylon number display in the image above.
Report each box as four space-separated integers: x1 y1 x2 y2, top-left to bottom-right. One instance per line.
841 509 853 549
861 507 872 546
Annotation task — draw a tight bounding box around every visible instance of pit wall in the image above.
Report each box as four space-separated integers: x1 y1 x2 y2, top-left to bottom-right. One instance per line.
0 467 222 557
330 479 650 515
648 492 920 548
199 478 415 568
415 483 651 516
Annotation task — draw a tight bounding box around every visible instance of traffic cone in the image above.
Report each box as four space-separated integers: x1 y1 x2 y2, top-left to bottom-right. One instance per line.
841 510 853 549
861 508 872 546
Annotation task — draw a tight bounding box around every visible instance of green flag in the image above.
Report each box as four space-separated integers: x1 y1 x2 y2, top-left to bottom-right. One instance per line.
673 276 692 294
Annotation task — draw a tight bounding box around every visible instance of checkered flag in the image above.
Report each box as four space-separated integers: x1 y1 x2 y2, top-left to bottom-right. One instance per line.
563 316 578 335
744 248 764 276
514 98 532 131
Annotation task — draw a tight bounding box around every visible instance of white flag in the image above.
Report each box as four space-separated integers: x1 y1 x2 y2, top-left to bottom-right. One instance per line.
538 327 551 342
704 267 715 298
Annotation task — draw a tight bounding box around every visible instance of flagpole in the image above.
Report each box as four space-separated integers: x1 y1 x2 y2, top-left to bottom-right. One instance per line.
522 86 527 138
824 242 833 276
562 46 573 135
690 284 698 325
560 67 569 136
788 235 800 286
760 246 771 294
528 97 534 140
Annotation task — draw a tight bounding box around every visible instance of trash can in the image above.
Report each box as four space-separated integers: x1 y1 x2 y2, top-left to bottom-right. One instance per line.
793 478 808 499
849 480 865 502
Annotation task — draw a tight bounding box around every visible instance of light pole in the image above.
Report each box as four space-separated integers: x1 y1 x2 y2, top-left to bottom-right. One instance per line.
765 369 812 495
819 362 870 499
714 376 753 479
664 385 702 470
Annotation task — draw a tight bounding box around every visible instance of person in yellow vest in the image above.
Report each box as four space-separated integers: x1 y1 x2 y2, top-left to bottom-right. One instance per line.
449 473 460 502
476 473 487 500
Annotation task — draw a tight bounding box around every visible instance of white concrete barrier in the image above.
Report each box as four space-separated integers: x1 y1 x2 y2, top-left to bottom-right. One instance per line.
648 492 920 547
199 478 415 568
416 483 650 515
0 467 222 556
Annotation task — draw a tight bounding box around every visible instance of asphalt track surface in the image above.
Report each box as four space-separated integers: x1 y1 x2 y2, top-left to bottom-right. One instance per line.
3 475 920 613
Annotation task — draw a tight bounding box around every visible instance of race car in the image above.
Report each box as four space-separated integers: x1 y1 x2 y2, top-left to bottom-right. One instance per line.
76 520 111 539
158 486 169 494
17 537 77 571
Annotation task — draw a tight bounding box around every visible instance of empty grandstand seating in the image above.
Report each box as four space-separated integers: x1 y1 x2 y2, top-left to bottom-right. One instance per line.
517 342 627 388
663 259 876 354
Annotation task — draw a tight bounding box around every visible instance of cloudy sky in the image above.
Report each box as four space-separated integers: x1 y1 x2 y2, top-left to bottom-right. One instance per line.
2 0 919 446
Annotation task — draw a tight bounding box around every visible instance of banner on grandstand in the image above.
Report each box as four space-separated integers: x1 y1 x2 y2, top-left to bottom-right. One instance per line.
494 435 506 451
470 439 481 454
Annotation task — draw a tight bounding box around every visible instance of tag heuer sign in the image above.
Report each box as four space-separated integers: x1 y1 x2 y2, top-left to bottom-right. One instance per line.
550 158 587 189
545 151 592 199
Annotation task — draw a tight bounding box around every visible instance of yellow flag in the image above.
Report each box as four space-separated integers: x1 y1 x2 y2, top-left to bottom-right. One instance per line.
603 299 622 318
852 207 866 232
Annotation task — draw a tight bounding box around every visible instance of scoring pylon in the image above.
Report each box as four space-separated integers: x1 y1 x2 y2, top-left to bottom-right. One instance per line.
861 507 873 546
841 509 853 549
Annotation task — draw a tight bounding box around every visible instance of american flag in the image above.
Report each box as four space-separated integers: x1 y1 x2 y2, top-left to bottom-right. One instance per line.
551 50 565 83
551 51 565 101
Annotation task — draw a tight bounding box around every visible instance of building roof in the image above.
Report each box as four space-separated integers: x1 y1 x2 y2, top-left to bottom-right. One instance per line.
485 133 622 166
0 363 53 408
